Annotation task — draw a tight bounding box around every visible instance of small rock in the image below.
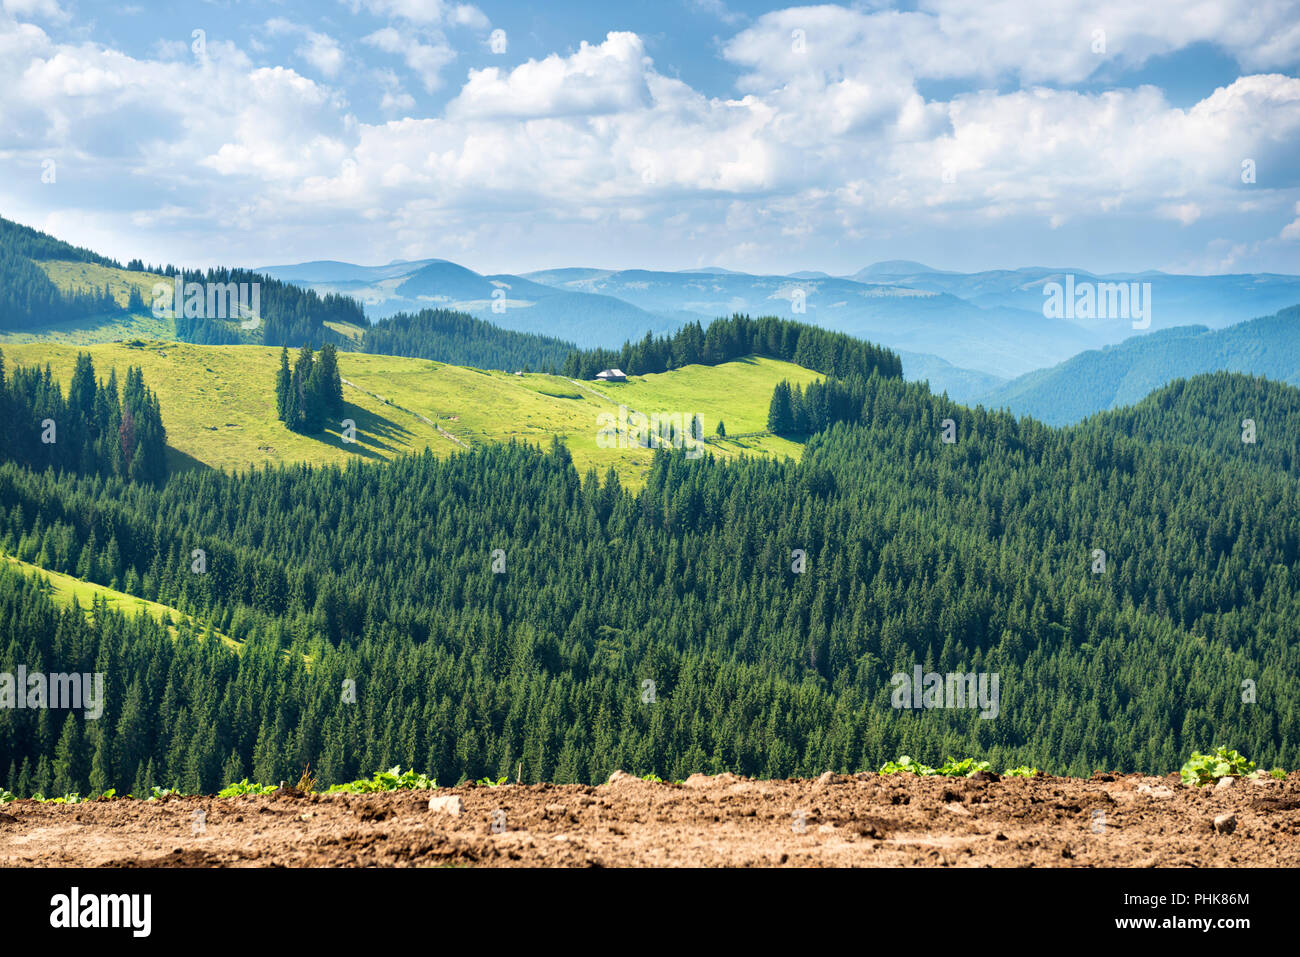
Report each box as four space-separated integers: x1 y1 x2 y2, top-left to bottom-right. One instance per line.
427 795 463 816
1136 784 1175 799
815 771 836 787
1214 776 1235 792
682 772 742 788
604 770 639 786
943 802 971 816
1213 812 1237 834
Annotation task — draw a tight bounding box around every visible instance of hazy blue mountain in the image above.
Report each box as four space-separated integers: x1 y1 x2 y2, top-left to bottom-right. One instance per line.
897 350 1007 404
256 259 673 346
848 260 949 279
521 266 1100 377
261 253 1300 382
977 306 1300 425
846 264 1300 339
256 258 443 283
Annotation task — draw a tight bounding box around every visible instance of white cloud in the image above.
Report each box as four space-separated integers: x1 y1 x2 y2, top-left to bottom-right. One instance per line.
687 0 745 25
364 26 456 92
2 0 66 21
1282 201 1300 240
343 0 488 29
448 33 650 119
723 1 1300 89
2 1 1299 273
265 19 346 78
299 32 345 77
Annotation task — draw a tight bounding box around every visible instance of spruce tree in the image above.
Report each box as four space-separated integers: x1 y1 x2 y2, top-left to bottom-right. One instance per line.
275 346 291 420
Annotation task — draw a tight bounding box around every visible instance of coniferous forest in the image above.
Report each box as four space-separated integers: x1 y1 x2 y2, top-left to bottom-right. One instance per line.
0 216 360 348
2 332 1297 796
562 314 904 380
0 349 167 485
274 344 345 434
360 308 576 372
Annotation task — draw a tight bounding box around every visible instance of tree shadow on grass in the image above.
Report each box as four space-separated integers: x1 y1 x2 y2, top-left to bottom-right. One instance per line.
314 401 415 462
165 446 212 474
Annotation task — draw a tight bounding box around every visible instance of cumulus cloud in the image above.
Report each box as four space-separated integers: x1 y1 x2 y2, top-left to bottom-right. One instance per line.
342 0 489 29
364 26 456 92
266 18 346 78
448 33 651 119
300 33 345 77
1282 201 1300 240
3 0 66 21
2 1 1298 272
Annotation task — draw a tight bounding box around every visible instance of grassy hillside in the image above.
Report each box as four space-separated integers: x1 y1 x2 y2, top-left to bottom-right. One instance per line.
0 260 175 344
0 553 236 650
2 258 367 347
1 342 821 487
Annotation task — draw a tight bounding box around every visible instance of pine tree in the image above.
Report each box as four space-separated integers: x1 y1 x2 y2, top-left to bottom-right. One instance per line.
52 715 88 796
768 380 794 434
275 347 291 419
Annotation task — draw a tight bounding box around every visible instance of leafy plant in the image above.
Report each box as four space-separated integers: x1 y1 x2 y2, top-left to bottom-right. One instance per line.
326 766 437 794
879 756 937 776
146 785 181 801
1003 766 1039 778
475 776 509 787
97 789 117 800
296 765 317 794
1269 767 1287 780
937 757 992 777
640 773 663 783
0 789 15 803
218 779 279 797
1180 747 1256 787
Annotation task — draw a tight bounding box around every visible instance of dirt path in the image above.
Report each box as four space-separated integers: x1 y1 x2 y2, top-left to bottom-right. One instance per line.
340 377 470 449
3 770 1297 867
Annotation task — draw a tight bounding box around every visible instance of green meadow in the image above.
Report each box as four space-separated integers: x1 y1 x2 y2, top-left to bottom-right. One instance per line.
2 341 821 487
0 553 237 650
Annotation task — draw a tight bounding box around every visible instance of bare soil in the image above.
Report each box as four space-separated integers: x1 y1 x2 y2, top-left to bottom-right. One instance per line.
3 770 1298 867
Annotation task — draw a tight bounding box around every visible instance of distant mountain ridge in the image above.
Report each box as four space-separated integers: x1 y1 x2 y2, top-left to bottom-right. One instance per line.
260 254 1300 384
255 258 673 348
978 306 1300 425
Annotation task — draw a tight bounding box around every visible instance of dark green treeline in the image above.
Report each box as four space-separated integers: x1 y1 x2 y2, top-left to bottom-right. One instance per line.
2 368 1298 794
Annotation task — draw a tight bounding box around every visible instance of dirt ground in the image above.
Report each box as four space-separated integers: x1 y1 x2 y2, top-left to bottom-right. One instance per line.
2 770 1298 867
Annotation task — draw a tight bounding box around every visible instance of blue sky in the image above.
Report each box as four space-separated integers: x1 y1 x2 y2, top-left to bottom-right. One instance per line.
2 0 1299 276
